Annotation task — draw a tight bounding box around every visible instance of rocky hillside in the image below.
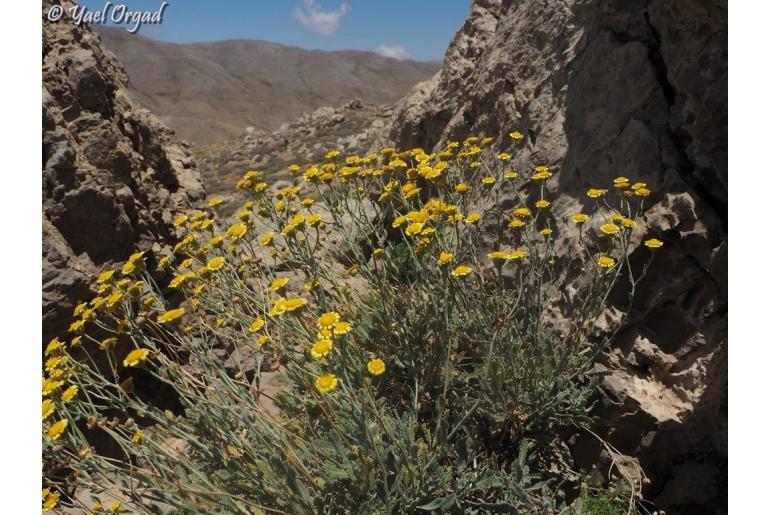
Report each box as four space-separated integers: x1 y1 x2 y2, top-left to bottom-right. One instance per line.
43 0 204 345
95 27 440 145
377 0 727 513
196 99 390 204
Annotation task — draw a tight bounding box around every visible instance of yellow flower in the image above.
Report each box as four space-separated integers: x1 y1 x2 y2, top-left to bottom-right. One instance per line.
535 199 550 209
131 430 143 445
465 212 481 224
315 373 338 393
373 248 384 257
505 171 518 180
572 213 589 224
169 273 192 289
635 187 651 197
45 337 64 356
47 419 69 441
325 149 340 159
260 231 275 247
438 252 453 265
304 279 320 291
43 488 60 511
600 223 620 235
450 265 473 278
333 322 351 335
207 256 225 271
455 182 469 193
158 255 171 268
271 277 289 292
100 337 117 349
367 358 386 376
509 131 524 140
311 339 333 359
597 256 616 268
644 238 664 249
318 311 341 329
174 214 188 226
62 384 79 402
208 197 223 208
513 207 531 218
109 501 122 513
122 252 145 276
42 399 55 421
97 270 115 286
540 228 552 236
157 307 185 324
497 152 511 161
249 318 266 333
256 335 270 346
621 218 636 228
269 297 308 317
286 297 307 311
531 165 552 180
405 222 424 237
69 319 85 334
226 223 248 240
587 188 609 199
123 348 150 367
613 176 630 188
482 176 496 185
508 249 528 260
509 219 526 229
488 251 509 262
43 378 64 396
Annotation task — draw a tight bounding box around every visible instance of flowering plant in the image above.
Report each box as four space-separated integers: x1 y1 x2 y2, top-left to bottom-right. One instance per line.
42 134 661 513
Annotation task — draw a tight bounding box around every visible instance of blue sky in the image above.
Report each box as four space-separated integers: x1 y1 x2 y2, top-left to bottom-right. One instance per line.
78 0 471 61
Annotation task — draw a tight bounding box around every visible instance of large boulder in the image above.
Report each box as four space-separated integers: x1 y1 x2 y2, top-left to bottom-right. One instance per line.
378 0 727 512
42 0 204 344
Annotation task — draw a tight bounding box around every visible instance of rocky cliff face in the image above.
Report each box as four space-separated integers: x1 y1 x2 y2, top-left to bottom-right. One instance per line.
42 1 204 344
380 0 727 512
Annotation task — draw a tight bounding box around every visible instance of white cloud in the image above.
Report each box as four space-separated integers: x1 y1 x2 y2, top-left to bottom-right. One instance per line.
373 44 412 60
292 0 350 37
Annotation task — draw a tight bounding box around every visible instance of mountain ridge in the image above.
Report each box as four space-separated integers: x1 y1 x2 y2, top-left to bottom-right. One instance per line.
95 26 440 145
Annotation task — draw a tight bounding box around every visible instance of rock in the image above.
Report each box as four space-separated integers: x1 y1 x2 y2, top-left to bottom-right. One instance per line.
42 0 204 344
376 0 727 511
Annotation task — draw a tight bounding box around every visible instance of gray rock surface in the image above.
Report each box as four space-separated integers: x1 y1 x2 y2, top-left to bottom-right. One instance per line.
42 0 204 344
377 0 727 512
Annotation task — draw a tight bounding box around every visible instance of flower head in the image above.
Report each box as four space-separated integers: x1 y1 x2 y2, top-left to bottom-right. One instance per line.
465 213 481 224
572 213 589 224
315 373 338 393
157 308 185 325
318 312 341 330
311 339 333 359
62 384 79 402
367 358 386 376
600 223 620 235
207 256 225 271
47 419 69 441
587 188 609 199
42 399 55 421
450 265 473 278
644 238 664 249
123 348 150 367
597 256 616 268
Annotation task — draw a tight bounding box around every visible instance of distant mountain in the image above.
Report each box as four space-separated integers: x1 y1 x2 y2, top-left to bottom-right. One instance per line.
95 27 440 144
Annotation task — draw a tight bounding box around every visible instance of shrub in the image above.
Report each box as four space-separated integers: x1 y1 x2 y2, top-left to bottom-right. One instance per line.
42 134 661 513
